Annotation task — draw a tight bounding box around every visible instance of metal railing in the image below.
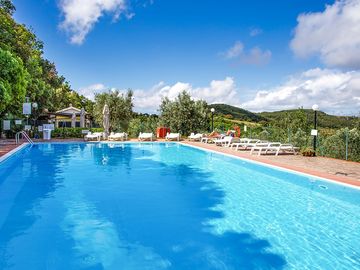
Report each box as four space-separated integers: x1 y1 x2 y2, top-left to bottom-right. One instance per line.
16 131 34 145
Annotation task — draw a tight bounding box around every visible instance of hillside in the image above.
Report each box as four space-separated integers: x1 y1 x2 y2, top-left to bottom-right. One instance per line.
210 104 359 129
258 109 358 129
209 104 267 122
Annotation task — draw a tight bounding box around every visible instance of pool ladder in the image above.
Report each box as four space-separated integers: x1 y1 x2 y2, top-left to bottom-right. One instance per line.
15 131 34 145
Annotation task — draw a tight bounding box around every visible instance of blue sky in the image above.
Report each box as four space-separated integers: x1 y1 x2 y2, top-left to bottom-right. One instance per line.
13 0 360 114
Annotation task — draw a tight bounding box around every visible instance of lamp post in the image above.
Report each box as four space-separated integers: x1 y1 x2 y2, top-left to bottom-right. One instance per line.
32 102 38 127
210 108 215 131
312 104 319 155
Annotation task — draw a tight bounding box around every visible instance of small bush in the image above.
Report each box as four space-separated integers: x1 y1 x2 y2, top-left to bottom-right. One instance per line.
301 147 315 157
52 127 103 138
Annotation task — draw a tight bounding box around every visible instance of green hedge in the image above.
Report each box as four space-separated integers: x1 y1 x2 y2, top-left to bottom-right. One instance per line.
52 128 103 138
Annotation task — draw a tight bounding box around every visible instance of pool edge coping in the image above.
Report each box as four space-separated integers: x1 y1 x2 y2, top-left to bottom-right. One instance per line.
180 142 360 190
0 143 29 163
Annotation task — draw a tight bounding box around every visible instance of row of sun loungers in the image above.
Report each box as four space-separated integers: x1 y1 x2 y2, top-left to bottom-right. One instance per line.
84 132 180 142
84 131 297 156
194 134 298 156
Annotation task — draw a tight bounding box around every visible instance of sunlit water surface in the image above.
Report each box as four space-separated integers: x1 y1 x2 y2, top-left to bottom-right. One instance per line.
0 143 359 270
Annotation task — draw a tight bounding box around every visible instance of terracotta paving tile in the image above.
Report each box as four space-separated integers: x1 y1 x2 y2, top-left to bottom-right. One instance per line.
0 140 19 158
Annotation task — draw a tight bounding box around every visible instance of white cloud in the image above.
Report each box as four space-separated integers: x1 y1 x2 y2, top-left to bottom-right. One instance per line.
242 68 360 115
291 0 360 69
224 41 244 59
133 77 240 113
78 78 240 113
222 41 271 66
250 27 263 37
77 83 108 99
59 0 131 44
77 69 360 115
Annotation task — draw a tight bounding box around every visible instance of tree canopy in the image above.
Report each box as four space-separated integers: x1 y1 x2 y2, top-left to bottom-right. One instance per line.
159 91 209 135
0 48 28 117
0 2 93 120
93 90 133 132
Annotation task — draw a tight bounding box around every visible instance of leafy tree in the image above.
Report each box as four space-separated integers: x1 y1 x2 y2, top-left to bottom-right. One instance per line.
0 3 94 120
128 113 159 137
0 0 15 15
0 48 28 118
93 90 133 131
159 91 209 135
321 128 360 162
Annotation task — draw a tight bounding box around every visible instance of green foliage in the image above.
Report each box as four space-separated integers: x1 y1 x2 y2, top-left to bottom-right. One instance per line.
291 128 310 149
321 128 360 162
0 0 15 15
93 90 133 132
259 109 358 129
159 91 209 136
128 113 159 137
0 48 28 117
301 147 315 157
210 103 266 122
52 127 103 138
0 4 93 121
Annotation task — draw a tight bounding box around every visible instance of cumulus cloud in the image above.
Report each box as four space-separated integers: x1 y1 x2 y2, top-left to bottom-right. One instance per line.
77 69 360 115
59 0 131 44
133 77 240 112
291 0 360 69
77 78 240 113
224 41 244 59
222 41 271 66
77 83 109 99
242 68 360 115
250 27 263 37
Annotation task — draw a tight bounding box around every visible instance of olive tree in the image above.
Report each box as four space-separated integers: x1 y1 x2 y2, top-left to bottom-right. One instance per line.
0 48 28 118
93 89 133 132
159 91 209 135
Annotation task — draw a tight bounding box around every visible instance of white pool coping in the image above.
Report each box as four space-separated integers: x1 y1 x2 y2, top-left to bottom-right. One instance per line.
180 142 360 191
0 143 30 163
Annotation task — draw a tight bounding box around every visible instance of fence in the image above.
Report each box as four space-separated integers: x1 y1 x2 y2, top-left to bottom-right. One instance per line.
239 126 360 162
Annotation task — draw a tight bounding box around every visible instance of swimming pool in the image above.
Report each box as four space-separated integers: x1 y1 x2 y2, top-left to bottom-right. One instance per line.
0 142 359 269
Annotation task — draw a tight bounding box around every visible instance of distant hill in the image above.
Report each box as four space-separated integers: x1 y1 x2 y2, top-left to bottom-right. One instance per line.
209 104 267 122
209 104 358 129
258 109 358 129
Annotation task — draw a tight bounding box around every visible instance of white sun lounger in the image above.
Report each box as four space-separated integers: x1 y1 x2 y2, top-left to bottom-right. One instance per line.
138 132 154 141
188 133 203 141
214 136 233 147
108 132 128 141
231 139 261 151
251 142 297 156
165 132 180 141
84 132 102 141
250 142 274 155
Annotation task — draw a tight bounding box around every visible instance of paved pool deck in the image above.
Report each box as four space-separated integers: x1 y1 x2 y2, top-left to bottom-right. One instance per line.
182 141 360 187
0 141 20 158
1 139 359 187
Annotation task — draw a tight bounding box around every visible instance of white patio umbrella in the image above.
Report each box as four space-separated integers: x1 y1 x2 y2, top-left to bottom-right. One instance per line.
80 108 85 128
71 112 76 128
102 104 110 139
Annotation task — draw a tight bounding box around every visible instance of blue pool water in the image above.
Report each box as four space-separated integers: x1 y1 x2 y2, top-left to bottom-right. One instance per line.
0 143 359 270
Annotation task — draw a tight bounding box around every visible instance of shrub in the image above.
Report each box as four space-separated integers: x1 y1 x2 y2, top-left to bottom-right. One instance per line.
52 127 103 138
321 128 360 162
301 147 315 157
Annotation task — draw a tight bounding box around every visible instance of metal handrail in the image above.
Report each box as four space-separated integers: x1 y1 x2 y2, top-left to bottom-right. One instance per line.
16 131 34 145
